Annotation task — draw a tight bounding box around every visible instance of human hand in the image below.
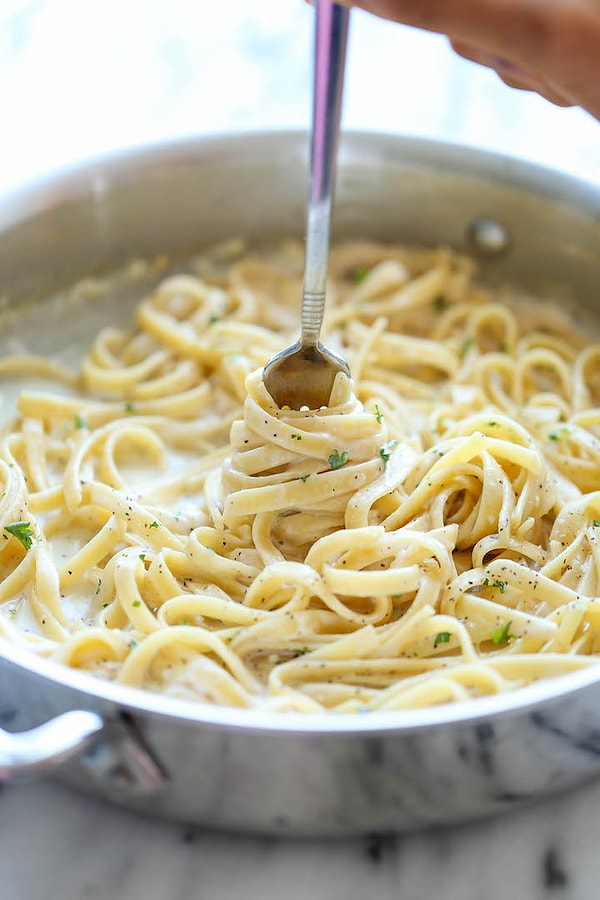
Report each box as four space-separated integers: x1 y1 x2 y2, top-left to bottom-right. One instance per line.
335 0 600 120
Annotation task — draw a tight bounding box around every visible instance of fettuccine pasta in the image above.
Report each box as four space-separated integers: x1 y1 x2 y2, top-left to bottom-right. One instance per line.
1 238 599 713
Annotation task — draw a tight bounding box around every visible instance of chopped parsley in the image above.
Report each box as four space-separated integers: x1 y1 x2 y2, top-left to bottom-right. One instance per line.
374 404 383 424
352 266 369 284
299 474 311 483
434 295 449 312
491 620 513 646
593 521 600 528
548 432 559 441
482 577 507 593
275 646 311 664
74 414 87 429
290 433 302 441
208 315 220 325
328 449 349 470
379 440 398 469
124 402 136 413
139 553 146 561
148 521 159 529
434 631 451 647
4 521 34 550
132 600 141 607
460 336 474 358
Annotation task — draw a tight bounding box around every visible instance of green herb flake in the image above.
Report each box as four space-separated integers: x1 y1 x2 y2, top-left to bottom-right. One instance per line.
491 620 513 646
275 646 311 664
374 403 383 424
299 474 311 483
379 440 398 469
548 425 571 441
434 631 451 647
132 600 141 608
487 421 500 428
290 433 302 441
148 521 159 529
124 402 136 413
593 521 600 528
4 521 34 550
352 266 369 284
95 579 102 595
74 414 87 429
328 449 349 470
139 553 146 561
129 639 138 650
482 577 507 593
434 295 449 312
208 315 220 325
460 336 474 358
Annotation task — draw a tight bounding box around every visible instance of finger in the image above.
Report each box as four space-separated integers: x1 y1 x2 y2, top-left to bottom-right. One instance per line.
341 0 569 73
451 39 546 90
495 73 574 107
451 38 575 107
340 1 600 119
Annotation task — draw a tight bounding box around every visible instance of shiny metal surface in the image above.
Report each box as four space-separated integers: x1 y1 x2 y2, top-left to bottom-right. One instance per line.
262 2 351 409
0 707 167 794
0 711 103 780
1 131 600 835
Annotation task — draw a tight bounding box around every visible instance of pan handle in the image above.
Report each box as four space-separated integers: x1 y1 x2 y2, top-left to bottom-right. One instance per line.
0 710 166 793
0 710 104 780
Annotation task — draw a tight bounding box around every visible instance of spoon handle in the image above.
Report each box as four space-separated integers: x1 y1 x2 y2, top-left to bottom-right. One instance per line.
301 1 350 348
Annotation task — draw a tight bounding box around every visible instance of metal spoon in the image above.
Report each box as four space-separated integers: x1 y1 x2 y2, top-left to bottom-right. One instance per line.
263 1 351 410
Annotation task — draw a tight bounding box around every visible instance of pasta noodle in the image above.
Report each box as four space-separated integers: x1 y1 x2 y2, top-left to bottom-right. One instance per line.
1 238 600 713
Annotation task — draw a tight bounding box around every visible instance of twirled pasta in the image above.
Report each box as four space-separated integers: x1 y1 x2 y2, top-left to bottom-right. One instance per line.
0 238 599 713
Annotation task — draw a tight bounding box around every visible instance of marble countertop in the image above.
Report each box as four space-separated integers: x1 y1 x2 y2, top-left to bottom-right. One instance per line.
2 2 600 898
3 774 600 899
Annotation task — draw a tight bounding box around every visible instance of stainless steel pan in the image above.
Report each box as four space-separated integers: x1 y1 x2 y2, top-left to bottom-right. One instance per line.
1 131 600 836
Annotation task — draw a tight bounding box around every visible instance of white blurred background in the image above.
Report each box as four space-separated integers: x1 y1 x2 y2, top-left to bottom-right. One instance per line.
1 0 600 191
